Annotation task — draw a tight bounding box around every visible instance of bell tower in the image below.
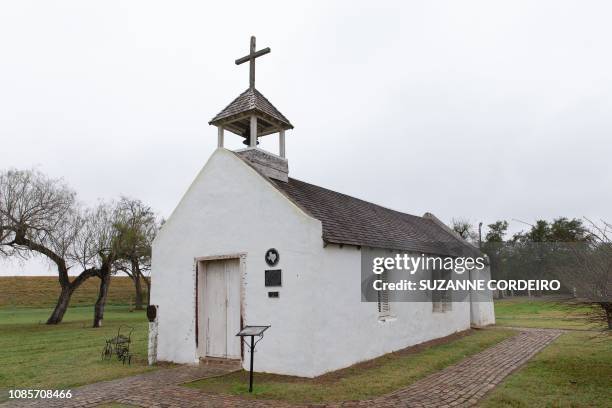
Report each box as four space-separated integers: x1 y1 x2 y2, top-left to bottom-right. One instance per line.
209 36 293 182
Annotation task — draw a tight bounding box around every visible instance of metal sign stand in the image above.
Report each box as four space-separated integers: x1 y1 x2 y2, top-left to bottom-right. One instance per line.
236 325 270 393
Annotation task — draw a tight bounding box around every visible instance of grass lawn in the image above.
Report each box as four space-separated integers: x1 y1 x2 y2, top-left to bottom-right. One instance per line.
185 328 516 404
0 305 153 403
494 297 605 330
481 297 612 407
481 331 611 407
0 279 608 407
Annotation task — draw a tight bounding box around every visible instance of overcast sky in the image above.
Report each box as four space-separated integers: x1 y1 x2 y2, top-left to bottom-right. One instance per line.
1 1 611 275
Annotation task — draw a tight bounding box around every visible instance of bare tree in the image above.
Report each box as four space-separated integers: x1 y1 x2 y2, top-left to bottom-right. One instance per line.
552 220 611 329
450 218 478 243
0 169 129 326
0 169 100 324
68 201 125 327
0 168 165 327
114 197 158 309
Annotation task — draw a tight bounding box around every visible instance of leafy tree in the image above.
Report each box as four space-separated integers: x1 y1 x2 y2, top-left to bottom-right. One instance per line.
527 220 550 242
549 217 590 242
485 220 508 242
513 218 589 243
482 221 510 293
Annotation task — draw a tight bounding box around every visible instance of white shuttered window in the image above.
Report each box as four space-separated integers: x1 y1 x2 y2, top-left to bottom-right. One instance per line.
377 269 391 317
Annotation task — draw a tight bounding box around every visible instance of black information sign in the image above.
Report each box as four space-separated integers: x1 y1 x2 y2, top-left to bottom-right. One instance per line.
236 325 270 393
265 248 279 267
265 269 282 287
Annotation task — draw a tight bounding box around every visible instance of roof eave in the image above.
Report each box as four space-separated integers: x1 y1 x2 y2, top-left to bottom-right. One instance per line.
209 108 294 130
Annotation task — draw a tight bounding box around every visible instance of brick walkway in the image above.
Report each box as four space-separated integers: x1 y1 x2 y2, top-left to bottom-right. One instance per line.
1 328 562 408
355 328 563 408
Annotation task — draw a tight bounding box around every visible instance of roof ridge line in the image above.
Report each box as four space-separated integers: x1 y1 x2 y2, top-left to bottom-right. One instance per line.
252 88 292 124
422 212 482 254
229 152 317 220
287 177 424 220
208 88 252 125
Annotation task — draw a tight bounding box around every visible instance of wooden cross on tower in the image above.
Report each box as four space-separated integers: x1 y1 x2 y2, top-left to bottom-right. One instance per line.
235 36 270 90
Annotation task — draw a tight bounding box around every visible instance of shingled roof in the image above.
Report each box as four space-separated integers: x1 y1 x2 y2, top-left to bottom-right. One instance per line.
271 177 480 257
209 88 293 132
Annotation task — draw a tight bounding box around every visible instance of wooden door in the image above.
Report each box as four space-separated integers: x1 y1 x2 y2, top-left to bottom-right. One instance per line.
224 258 241 358
203 258 241 358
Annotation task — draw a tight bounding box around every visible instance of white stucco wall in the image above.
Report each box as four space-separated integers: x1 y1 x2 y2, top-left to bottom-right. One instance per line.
307 246 472 376
151 148 494 377
150 148 324 374
469 265 496 327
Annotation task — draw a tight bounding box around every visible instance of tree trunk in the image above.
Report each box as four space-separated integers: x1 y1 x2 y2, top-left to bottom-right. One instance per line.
93 272 111 328
47 286 75 324
131 260 144 310
133 274 143 310
143 276 151 306
602 302 612 330
46 269 97 325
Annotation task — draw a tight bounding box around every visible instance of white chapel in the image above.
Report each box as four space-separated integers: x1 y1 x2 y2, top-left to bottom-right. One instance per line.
150 37 495 377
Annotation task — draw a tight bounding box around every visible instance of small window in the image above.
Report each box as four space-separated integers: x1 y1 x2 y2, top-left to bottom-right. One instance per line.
377 269 391 317
432 268 452 313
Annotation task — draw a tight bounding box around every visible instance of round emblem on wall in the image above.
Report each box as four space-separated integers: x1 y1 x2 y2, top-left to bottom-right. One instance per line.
265 248 279 267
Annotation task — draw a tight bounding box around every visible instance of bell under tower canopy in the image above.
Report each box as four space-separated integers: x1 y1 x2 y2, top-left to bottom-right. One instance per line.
209 36 293 182
208 87 293 137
